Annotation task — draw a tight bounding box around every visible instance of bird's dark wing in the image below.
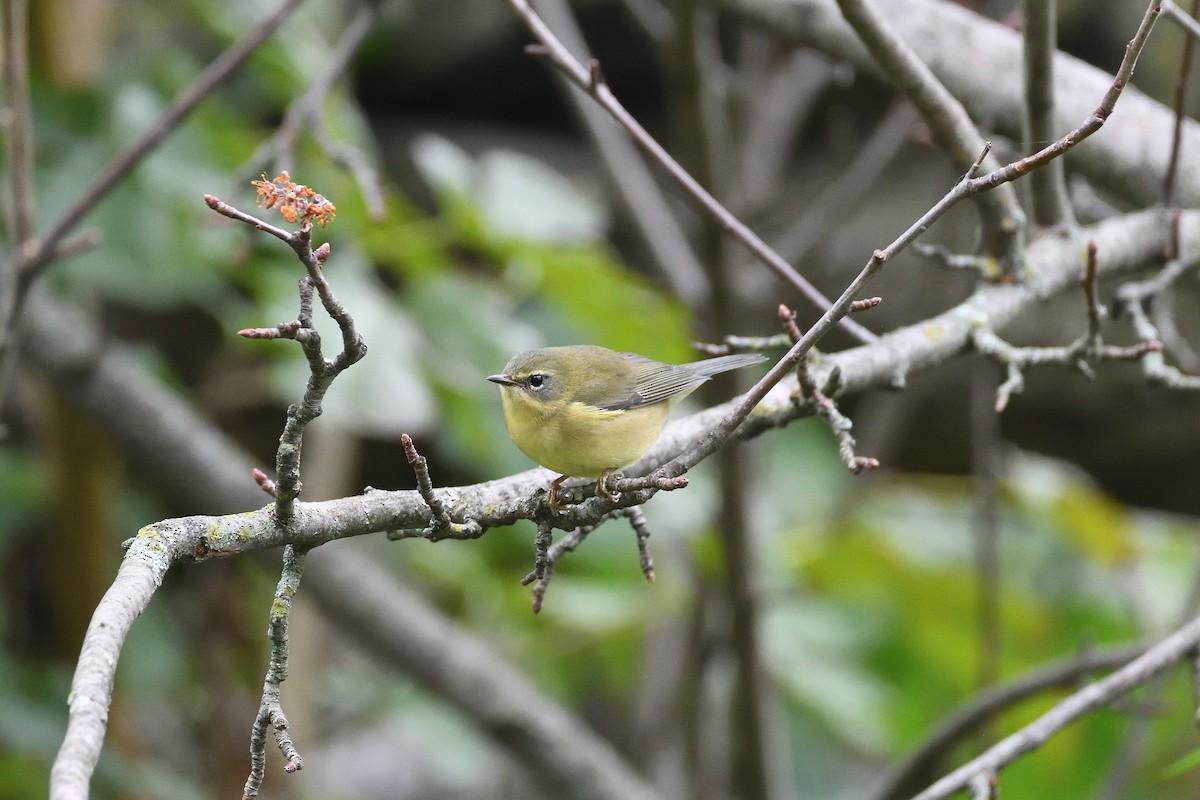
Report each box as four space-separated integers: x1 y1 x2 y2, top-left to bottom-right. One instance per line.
591 352 766 411
594 354 708 410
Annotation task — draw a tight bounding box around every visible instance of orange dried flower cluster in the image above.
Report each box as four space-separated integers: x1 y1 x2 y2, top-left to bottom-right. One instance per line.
252 171 337 228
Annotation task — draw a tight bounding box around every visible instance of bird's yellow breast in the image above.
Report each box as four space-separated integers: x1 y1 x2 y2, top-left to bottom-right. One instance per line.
498 387 669 478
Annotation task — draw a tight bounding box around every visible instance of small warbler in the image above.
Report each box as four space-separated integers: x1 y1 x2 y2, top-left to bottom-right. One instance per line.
488 345 766 511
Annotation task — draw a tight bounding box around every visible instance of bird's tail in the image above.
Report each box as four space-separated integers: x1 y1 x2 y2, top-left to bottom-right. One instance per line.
684 352 768 377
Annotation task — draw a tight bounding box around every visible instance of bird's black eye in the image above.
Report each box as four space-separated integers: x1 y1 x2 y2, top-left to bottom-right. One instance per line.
528 374 546 389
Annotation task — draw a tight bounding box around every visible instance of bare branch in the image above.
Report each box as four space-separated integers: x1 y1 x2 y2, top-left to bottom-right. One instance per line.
952 1 1162 197
520 507 657 612
834 0 1026 271
1118 300 1200 390
1164 0 1200 41
250 2 386 219
504 0 877 343
208 182 363 519
2 0 35 245
786 306 879 473
527 0 711 307
973 241 1162 411
871 644 1144 800
208 179 363 798
31 280 666 800
629 0 1161 482
1023 0 1075 227
20 0 310 279
393 433 483 540
911 615 1200 800
242 545 307 798
1162 0 1199 207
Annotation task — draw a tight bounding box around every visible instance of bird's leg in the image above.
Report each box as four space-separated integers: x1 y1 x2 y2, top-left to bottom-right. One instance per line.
595 468 621 503
549 475 569 514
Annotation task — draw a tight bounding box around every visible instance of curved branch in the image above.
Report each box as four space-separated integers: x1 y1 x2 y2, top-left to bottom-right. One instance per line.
871 644 1145 800
912 616 1200 800
48 540 174 799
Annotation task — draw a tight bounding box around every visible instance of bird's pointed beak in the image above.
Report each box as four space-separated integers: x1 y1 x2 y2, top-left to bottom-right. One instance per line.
487 373 519 386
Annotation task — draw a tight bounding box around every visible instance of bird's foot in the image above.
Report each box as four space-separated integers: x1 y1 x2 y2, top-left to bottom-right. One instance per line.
595 468 622 504
548 475 569 514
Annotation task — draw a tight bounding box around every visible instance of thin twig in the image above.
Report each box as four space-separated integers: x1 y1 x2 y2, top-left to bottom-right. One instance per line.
972 326 1156 412
968 773 997 800
0 0 35 410
968 1 1161 197
1023 0 1075 227
249 2 386 219
242 545 307 799
211 179 361 798
529 519 555 612
1151 289 1200 372
868 644 1144 798
911 615 1200 800
835 0 1026 273
786 305 879 472
1162 0 1199 206
1094 550 1200 800
692 333 793 356
520 507 658 612
208 181 364 518
527 0 711 307
1164 0 1200 41
505 0 877 343
390 434 484 540
1082 240 1102 345
626 506 656 582
974 243 1141 414
1118 300 1200 389
1111 218 1200 389
914 242 1004 280
2 0 35 245
20 0 310 279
